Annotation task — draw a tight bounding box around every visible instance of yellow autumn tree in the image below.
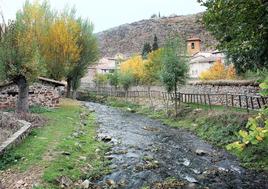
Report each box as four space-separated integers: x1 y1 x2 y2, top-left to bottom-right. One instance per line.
226 64 237 79
43 15 81 81
120 55 145 83
142 49 162 85
200 59 237 80
0 0 53 113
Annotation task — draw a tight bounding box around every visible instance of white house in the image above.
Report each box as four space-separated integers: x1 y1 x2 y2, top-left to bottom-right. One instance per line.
187 37 226 79
189 51 225 78
81 54 125 87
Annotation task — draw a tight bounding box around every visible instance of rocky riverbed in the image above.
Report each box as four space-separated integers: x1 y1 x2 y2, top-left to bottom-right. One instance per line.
85 102 268 189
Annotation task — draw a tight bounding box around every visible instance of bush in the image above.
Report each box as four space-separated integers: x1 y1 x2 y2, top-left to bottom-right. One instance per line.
93 73 109 86
226 79 268 169
200 59 237 80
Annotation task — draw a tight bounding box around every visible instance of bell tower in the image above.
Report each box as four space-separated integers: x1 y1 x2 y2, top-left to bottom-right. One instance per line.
187 37 201 56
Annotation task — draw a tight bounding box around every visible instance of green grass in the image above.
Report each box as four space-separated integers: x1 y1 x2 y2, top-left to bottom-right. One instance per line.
106 97 268 171
0 99 110 188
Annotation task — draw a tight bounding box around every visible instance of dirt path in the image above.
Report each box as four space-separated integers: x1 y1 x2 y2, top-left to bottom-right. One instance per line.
86 102 268 189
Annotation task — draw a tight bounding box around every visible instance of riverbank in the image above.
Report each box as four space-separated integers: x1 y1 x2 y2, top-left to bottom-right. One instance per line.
0 99 110 189
85 101 268 188
105 97 268 171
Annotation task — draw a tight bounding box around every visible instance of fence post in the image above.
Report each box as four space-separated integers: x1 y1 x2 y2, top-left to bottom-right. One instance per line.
257 97 261 109
231 95 234 107
245 95 249 113
250 96 254 110
225 93 228 107
239 95 242 108
208 94 212 110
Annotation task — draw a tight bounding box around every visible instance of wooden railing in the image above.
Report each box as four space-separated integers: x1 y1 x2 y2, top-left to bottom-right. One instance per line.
79 87 268 111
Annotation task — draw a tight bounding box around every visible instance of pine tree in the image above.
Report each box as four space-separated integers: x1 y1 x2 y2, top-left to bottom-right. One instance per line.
142 42 152 59
152 34 159 51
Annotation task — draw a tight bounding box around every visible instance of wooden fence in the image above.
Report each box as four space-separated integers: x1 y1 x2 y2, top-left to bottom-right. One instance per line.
80 87 268 111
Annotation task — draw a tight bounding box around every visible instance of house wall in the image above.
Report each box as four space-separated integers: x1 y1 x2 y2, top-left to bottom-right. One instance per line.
189 62 213 78
0 83 62 110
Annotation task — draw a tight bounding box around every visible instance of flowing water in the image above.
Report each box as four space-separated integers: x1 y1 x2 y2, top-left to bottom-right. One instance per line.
85 102 268 189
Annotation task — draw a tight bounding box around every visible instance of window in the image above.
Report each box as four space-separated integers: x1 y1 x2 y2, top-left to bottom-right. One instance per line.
191 42 195 49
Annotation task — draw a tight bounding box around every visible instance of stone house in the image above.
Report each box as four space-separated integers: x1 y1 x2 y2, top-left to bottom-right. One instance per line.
187 37 226 79
81 54 126 88
0 77 65 110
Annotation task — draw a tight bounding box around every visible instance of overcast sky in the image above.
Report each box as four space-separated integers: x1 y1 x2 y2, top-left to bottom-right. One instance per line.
0 0 206 33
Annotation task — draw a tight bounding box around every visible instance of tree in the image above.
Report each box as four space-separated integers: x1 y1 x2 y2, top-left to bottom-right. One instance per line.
199 59 237 80
43 12 81 82
152 34 159 51
142 49 162 107
142 42 152 59
160 38 189 116
120 55 145 84
108 70 120 89
199 0 268 74
0 1 52 113
67 18 99 98
119 72 134 99
93 73 108 87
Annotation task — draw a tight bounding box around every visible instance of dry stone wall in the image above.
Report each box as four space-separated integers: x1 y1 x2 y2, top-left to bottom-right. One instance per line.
81 81 262 109
0 82 62 110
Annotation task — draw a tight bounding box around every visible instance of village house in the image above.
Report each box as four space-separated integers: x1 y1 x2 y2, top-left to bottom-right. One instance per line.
81 53 126 87
0 77 65 110
186 37 226 79
81 38 224 86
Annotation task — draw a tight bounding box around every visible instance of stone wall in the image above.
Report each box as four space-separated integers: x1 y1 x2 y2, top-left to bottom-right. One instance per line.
0 82 62 110
128 82 259 94
81 80 263 109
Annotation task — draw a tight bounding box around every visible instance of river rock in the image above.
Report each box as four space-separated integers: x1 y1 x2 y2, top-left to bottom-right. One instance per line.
195 149 209 156
79 156 87 161
127 108 136 113
185 183 197 189
184 175 198 183
15 180 25 188
62 151 71 156
183 158 190 166
58 176 73 188
103 136 112 142
81 179 90 189
106 179 116 186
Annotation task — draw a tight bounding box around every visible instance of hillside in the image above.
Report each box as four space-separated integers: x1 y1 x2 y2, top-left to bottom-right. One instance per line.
96 12 217 58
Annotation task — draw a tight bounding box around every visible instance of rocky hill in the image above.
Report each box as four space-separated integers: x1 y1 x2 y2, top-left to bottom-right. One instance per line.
96 12 217 58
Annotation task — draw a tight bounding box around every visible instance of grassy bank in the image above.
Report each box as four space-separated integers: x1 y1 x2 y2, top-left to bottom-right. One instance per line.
0 99 110 188
106 97 268 171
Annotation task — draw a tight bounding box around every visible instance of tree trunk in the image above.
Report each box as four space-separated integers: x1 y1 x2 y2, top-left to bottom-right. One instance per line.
148 86 153 109
72 90 77 99
166 93 170 116
16 77 29 114
174 83 178 117
66 78 72 98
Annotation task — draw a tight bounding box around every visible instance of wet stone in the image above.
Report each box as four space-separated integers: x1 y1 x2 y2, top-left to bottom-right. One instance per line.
84 102 268 189
195 149 210 156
